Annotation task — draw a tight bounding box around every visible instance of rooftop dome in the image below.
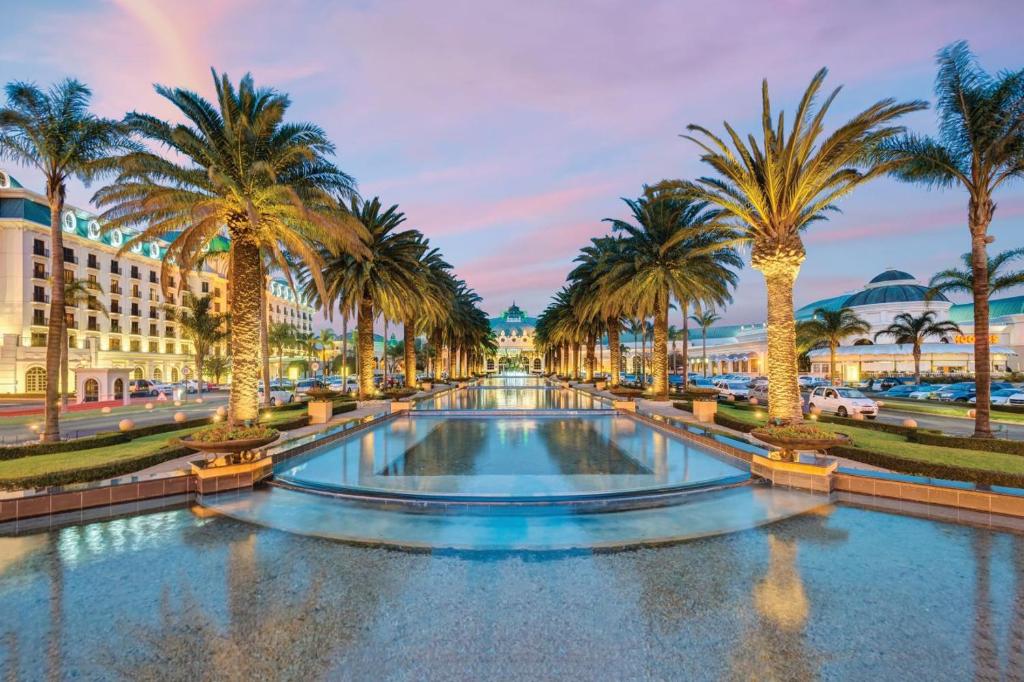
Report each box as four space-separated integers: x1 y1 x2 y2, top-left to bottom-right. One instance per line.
844 283 947 307
868 269 916 285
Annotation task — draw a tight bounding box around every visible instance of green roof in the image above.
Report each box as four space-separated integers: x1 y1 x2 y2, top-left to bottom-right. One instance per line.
949 295 1024 323
794 294 852 320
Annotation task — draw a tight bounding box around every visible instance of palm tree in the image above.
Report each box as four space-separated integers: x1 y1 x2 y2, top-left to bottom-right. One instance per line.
569 236 626 386
0 79 129 440
204 355 230 386
60 277 109 407
796 307 871 386
884 42 1024 437
307 198 426 397
601 191 740 398
316 328 337 371
874 311 962 384
404 241 452 388
94 70 363 426
166 294 227 395
268 322 296 381
676 69 924 422
928 248 1024 302
668 325 681 373
690 308 721 377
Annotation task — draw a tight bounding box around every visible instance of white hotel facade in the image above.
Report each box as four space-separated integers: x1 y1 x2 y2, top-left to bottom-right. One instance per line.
0 169 315 394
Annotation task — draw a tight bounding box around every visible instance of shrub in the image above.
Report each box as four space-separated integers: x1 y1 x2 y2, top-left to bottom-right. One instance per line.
0 446 193 491
831 445 1024 489
305 388 342 401
382 388 417 399
751 423 844 442
188 424 278 443
609 388 643 397
0 432 130 461
713 413 758 433
907 431 1024 456
332 401 358 416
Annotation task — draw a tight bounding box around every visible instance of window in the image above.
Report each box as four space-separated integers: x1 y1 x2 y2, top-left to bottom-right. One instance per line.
132 284 140 298
149 272 157 283
30 332 47 347
110 283 122 295
67 333 76 348
32 263 47 279
149 324 158 336
130 341 141 353
133 367 143 380
166 325 175 337
130 303 140 316
87 273 98 285
109 337 121 351
148 341 158 353
201 282 209 293
64 269 75 283
171 367 179 382
63 247 76 264
24 367 46 393
32 286 46 303
131 322 140 335
110 302 121 314
87 316 98 331
33 239 47 257
130 266 139 279
87 254 99 269
165 342 175 354
214 288 221 298
110 260 121 274
87 296 99 311
32 310 46 326
111 321 121 333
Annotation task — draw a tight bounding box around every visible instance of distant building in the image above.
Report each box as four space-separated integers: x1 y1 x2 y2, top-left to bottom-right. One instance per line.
485 303 545 373
0 169 315 393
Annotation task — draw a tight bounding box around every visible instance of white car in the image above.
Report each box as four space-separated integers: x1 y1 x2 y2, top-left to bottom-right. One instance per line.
259 386 295 406
807 386 878 419
715 380 751 400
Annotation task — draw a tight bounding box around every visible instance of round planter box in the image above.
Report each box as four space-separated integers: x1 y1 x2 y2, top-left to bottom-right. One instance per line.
751 430 849 457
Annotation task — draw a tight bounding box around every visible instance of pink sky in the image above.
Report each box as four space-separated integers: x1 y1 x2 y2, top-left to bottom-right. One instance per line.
2 0 1023 331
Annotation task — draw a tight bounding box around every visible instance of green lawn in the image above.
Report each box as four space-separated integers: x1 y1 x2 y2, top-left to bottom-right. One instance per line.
712 404 1024 476
878 397 1024 424
0 426 207 480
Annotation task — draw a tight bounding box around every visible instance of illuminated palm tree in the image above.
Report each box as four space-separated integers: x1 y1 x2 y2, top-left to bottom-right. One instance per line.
689 308 721 377
403 239 452 388
885 42 1024 437
204 354 230 386
874 311 962 384
796 307 871 385
95 71 363 425
0 79 129 440
267 322 296 381
570 237 628 386
601 190 740 398
309 198 425 397
676 69 924 422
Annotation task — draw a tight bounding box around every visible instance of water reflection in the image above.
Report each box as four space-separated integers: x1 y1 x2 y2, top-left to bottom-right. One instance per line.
415 386 604 410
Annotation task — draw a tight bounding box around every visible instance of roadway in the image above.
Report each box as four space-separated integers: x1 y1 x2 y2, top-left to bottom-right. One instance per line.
870 403 1024 438
0 392 231 445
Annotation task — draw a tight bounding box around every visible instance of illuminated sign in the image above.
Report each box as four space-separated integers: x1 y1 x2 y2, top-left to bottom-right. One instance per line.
954 334 1000 345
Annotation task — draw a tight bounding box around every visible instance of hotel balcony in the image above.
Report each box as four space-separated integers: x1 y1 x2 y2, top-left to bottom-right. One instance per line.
32 245 50 258
31 269 50 281
30 317 49 328
31 294 49 304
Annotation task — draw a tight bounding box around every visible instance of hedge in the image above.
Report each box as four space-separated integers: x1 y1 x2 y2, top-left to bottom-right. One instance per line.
332 400 358 416
0 445 194 491
713 413 758 433
0 432 130 461
831 445 1024 489
907 430 1024 456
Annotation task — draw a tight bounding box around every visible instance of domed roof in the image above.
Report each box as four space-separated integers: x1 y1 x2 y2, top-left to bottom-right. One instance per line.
844 284 947 307
869 269 915 284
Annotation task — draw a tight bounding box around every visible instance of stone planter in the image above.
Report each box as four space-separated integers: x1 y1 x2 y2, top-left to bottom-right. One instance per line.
612 399 636 412
421 382 432 392
692 399 718 424
308 400 333 424
177 433 280 456
750 453 838 493
391 401 410 413
750 429 850 462
190 454 275 495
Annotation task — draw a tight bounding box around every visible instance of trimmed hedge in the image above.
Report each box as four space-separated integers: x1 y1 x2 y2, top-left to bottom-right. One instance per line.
907 430 1024 456
0 445 194 491
332 400 358 416
713 413 758 433
0 432 130 461
831 445 1024 489
815 413 917 436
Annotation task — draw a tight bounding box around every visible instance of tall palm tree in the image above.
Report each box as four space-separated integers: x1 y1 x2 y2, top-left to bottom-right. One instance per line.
796 307 871 386
928 248 1024 302
676 69 924 422
268 322 296 381
668 325 681 373
690 308 721 377
570 236 626 387
308 198 425 397
874 311 962 384
166 294 227 395
94 70 363 425
885 42 1024 436
404 242 452 388
316 328 337 371
60 277 109 407
204 354 230 386
601 190 740 398
0 79 129 440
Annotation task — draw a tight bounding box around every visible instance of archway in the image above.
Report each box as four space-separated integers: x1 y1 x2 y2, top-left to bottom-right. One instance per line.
533 358 542 372
25 366 46 393
171 367 179 382
113 378 124 400
153 367 163 382
133 367 144 380
84 378 99 402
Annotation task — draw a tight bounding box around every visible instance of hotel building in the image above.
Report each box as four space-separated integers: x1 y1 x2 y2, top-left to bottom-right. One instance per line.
0 169 315 394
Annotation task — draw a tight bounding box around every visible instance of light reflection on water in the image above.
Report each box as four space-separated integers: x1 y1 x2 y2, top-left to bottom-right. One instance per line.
0 505 1021 679
415 386 604 410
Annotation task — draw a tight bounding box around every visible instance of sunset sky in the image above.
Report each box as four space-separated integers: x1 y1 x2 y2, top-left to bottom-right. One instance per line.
3 0 1023 329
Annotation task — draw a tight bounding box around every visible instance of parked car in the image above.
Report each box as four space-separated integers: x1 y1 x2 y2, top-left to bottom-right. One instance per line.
907 385 941 400
970 388 1024 406
934 382 977 402
749 383 769 403
295 378 326 395
150 382 175 395
715 380 751 400
798 375 828 389
881 384 928 398
258 384 295 406
687 377 718 391
807 386 878 418
128 379 160 397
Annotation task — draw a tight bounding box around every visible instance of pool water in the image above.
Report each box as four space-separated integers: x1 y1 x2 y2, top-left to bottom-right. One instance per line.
414 386 605 410
1 504 1020 679
276 414 747 498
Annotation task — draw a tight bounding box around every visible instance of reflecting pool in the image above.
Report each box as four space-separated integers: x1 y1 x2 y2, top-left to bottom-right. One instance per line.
1 504 1021 679
414 385 605 410
276 414 746 498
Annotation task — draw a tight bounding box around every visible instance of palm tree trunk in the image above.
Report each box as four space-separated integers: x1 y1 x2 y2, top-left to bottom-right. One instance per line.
259 265 270 405
404 318 417 388
60 326 69 408
226 228 262 425
585 332 596 382
278 346 284 381
754 249 804 423
702 330 708 377
970 200 993 437
43 199 66 441
652 294 669 397
569 343 578 380
640 326 647 385
608 320 620 387
680 305 690 385
913 346 922 385
357 297 375 397
382 318 389 388
829 343 838 386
